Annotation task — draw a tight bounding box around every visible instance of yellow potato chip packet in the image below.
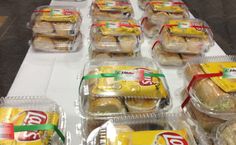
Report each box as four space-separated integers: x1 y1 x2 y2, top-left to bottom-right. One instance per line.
200 62 236 93
112 130 189 145
39 8 79 23
168 19 206 37
95 0 132 12
91 66 168 98
0 107 59 145
97 20 141 36
150 2 185 13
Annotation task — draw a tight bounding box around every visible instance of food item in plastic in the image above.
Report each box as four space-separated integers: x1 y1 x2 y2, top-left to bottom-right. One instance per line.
30 6 81 38
215 120 236 145
141 17 160 37
88 98 126 114
90 0 134 21
160 19 214 54
125 99 157 112
90 20 142 58
86 113 209 145
145 1 189 29
0 96 65 145
152 40 199 66
32 33 82 52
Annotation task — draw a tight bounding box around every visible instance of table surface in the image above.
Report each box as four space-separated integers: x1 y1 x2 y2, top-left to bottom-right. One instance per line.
8 0 226 144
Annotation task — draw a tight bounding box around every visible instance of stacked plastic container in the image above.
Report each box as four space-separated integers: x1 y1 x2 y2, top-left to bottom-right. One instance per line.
28 5 82 52
77 57 172 143
182 56 236 142
89 0 143 59
0 96 70 145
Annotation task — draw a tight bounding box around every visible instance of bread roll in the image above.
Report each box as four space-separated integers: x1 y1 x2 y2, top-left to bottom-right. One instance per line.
118 35 137 52
33 21 54 34
33 36 55 51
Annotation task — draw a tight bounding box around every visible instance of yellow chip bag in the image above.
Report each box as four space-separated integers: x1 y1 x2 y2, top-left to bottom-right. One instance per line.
95 0 132 12
90 66 168 98
200 62 236 93
0 107 59 145
97 20 141 36
112 130 189 145
168 19 206 37
39 8 79 23
150 2 185 13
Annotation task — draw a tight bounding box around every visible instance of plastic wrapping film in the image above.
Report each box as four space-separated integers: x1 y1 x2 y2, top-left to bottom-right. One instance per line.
86 112 210 145
151 40 201 66
0 96 71 145
30 32 82 53
90 0 134 22
138 0 176 10
213 119 236 145
159 19 214 54
28 5 82 38
90 19 143 59
141 1 189 38
182 56 236 132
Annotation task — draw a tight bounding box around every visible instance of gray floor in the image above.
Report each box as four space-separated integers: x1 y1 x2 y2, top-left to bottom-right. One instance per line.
0 0 236 96
0 0 50 96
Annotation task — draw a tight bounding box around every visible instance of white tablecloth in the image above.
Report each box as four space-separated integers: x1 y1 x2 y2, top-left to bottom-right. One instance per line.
8 0 226 144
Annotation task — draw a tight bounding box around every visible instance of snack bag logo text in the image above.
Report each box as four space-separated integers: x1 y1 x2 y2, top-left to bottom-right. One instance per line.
223 68 236 78
18 111 47 141
138 68 154 86
153 132 188 145
51 9 74 15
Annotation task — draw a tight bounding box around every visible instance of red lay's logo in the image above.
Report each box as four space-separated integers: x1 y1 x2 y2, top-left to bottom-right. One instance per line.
17 110 47 141
137 68 154 86
154 132 188 145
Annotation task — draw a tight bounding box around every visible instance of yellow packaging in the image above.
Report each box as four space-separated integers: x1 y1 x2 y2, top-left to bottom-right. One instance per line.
91 66 168 98
200 62 236 93
39 8 79 23
95 0 132 12
112 130 189 145
150 2 185 13
98 20 141 36
168 20 206 37
0 107 59 145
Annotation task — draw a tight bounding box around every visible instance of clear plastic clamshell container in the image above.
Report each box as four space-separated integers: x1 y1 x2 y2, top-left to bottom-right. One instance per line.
78 57 172 119
160 19 214 54
214 120 236 145
183 56 236 131
31 33 82 52
152 40 201 66
0 96 70 145
142 1 189 37
28 5 81 38
90 0 134 21
86 113 210 145
90 20 142 59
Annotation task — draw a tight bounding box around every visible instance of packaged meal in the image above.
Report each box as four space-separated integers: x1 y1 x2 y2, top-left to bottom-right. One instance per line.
0 96 68 145
29 5 81 38
138 0 172 10
142 1 189 37
90 20 142 58
152 40 200 66
182 56 236 133
214 120 236 145
90 0 134 21
78 58 171 119
160 19 214 54
31 33 82 52
86 113 209 145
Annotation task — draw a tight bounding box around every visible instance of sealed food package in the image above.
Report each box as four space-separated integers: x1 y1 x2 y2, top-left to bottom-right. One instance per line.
90 20 142 58
152 40 200 66
31 33 82 52
142 1 189 37
78 57 171 117
182 56 236 131
86 113 210 145
214 120 236 145
160 19 214 54
0 96 69 145
29 5 81 38
90 0 134 21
